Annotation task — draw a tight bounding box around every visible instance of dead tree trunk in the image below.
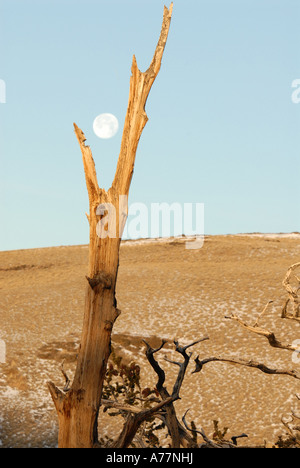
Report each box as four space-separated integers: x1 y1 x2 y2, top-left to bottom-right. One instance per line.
48 4 173 448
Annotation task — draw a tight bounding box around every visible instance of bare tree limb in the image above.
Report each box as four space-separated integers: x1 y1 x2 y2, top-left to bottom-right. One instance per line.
111 3 173 197
61 360 71 393
143 339 167 392
142 338 206 448
143 339 181 448
47 381 65 413
253 300 273 327
282 299 300 322
110 395 174 448
101 398 146 415
192 356 300 380
225 313 299 352
74 123 100 203
171 337 209 399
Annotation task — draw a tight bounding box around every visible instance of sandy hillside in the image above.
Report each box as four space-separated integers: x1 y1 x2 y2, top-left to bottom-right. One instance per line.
0 234 299 448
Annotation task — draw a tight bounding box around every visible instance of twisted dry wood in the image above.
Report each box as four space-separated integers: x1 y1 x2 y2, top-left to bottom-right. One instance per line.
143 337 208 448
192 355 300 380
48 3 173 448
225 312 299 352
282 262 300 321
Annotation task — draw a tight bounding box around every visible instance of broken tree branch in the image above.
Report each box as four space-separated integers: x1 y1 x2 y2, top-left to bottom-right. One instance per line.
111 3 173 197
143 338 208 448
110 395 174 448
74 124 100 203
169 337 209 399
143 339 167 392
253 300 273 327
192 355 300 380
225 313 299 352
61 360 71 393
143 338 182 447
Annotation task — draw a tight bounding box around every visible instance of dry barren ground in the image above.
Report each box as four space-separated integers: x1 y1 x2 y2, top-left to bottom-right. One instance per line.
0 234 299 448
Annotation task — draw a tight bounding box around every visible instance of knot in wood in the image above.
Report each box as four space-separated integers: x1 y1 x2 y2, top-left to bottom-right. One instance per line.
104 320 113 332
86 272 112 290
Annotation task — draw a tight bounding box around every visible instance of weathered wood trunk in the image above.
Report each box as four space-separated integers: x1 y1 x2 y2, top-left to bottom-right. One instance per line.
48 3 173 448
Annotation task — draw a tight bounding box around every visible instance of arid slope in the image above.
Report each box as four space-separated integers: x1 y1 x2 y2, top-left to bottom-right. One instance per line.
0 234 299 447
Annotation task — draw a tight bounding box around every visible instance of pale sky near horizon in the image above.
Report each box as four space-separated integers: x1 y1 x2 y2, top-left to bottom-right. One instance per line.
0 0 299 251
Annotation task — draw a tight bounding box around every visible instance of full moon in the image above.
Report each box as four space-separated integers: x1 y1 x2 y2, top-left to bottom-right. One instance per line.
93 113 119 139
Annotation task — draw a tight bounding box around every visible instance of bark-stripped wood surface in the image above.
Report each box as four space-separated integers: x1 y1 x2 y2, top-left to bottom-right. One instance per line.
48 3 173 448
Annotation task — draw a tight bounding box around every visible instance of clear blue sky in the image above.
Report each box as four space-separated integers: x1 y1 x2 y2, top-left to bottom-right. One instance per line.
0 0 299 251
